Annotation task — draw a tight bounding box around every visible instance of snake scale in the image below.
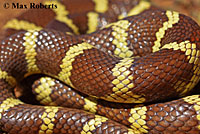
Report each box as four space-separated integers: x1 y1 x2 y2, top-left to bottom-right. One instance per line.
1 0 200 133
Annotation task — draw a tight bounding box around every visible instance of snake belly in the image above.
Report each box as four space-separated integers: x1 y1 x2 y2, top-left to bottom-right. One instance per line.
1 0 200 134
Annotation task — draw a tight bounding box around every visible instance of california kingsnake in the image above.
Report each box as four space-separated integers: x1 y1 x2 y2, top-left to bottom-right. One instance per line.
0 0 200 133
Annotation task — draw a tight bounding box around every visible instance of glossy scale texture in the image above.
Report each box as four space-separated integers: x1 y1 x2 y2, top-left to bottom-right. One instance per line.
0 0 200 134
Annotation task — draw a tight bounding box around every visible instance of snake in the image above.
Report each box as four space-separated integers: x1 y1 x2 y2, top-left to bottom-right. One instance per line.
0 0 200 133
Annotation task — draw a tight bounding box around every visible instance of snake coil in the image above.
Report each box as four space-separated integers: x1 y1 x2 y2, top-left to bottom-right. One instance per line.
0 0 200 134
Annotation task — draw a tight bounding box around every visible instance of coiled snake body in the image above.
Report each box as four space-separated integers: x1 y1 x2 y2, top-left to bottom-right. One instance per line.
1 0 200 133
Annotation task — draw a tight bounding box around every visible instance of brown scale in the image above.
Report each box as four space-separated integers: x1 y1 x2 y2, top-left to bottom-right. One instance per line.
62 0 147 33
3 0 150 36
82 10 169 62
4 9 56 38
0 80 13 102
45 20 75 34
32 78 87 109
146 100 200 133
70 48 118 97
82 10 200 102
89 9 200 57
83 9 169 57
35 30 77 76
131 49 193 102
161 15 200 45
99 97 200 133
0 30 134 133
0 33 29 81
126 9 167 56
0 1 200 133
31 77 200 133
1 104 132 134
17 9 56 28
31 77 136 126
61 0 95 34
1 10 200 101
92 0 148 30
33 29 120 97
